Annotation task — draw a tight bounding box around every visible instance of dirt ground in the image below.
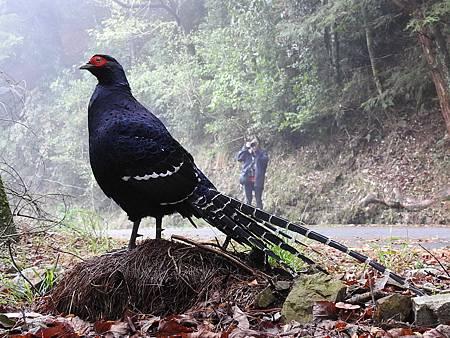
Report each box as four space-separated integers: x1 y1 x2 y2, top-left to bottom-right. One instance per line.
199 109 449 225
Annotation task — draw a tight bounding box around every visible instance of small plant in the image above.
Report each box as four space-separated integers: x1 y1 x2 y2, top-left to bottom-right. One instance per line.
0 273 34 306
59 208 116 254
38 265 59 294
267 243 311 272
369 241 422 272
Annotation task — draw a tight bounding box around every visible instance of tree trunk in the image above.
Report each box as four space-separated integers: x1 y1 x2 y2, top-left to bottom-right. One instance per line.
391 0 450 135
324 25 332 67
418 24 450 135
362 4 383 97
322 0 341 86
322 0 333 75
0 174 15 240
332 23 342 86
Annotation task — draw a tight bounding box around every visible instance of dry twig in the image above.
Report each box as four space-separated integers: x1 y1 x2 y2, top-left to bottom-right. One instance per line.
171 234 269 279
7 241 42 295
419 244 450 278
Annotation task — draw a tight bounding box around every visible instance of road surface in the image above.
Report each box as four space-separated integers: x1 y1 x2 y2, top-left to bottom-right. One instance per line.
106 225 450 249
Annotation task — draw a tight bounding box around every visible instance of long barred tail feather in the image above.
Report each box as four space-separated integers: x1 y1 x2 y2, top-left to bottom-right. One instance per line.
192 189 425 296
219 198 327 273
257 219 326 258
194 194 321 272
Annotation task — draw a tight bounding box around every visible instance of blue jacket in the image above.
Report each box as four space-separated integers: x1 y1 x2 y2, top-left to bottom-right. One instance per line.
237 146 269 188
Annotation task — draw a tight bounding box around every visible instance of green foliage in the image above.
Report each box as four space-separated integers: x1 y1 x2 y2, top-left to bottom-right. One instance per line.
60 208 115 254
0 264 59 306
267 243 311 272
0 273 33 305
370 242 424 271
0 0 446 221
407 1 450 32
195 2 286 142
279 70 320 132
38 265 59 294
0 31 22 63
0 1 23 62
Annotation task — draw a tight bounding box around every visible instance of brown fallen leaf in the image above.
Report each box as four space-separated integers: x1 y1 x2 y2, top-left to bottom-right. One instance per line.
387 327 414 337
370 326 388 338
157 315 197 336
232 306 249 330
335 320 347 331
66 315 93 335
361 306 374 319
335 302 361 310
10 320 79 338
94 320 118 333
188 329 229 338
356 333 372 338
313 301 338 319
229 328 270 338
94 320 129 337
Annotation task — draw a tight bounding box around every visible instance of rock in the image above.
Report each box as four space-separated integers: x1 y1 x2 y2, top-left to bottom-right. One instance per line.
274 280 292 291
423 325 450 338
281 273 346 324
413 293 450 326
434 325 450 337
374 293 412 322
13 266 63 293
13 267 43 289
256 287 276 308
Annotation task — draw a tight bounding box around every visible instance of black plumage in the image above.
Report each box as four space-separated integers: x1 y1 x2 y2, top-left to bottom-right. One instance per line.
81 54 423 295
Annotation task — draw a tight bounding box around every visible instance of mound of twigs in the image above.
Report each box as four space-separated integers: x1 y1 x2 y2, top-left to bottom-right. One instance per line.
43 239 267 321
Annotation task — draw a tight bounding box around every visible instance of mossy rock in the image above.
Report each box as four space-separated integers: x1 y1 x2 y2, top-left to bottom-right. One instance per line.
281 273 346 324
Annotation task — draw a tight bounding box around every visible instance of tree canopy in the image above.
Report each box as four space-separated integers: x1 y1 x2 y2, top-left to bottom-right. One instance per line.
0 0 449 214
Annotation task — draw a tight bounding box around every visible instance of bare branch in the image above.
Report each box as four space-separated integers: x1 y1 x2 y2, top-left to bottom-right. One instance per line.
419 244 450 278
7 241 42 296
359 185 450 211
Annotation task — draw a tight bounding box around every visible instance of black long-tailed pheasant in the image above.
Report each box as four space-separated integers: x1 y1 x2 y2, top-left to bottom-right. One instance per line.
80 54 423 295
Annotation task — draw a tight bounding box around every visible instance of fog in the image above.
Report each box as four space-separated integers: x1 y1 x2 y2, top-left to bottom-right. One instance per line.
0 0 237 230
1 0 448 231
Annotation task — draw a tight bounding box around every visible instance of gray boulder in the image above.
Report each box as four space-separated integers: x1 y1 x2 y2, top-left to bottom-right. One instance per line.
413 293 450 326
374 293 412 322
282 273 346 324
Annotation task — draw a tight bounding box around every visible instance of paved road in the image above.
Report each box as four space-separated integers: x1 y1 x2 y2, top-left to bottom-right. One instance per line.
106 225 450 249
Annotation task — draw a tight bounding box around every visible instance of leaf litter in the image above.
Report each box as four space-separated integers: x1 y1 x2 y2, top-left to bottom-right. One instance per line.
1 232 449 337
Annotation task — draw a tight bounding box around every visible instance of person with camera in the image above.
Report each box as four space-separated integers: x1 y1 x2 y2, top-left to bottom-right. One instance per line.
237 138 269 209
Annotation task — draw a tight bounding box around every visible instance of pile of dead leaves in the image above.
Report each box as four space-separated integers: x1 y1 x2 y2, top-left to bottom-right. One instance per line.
39 239 272 321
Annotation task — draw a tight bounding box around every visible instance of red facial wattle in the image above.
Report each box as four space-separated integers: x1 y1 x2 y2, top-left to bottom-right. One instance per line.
89 55 108 67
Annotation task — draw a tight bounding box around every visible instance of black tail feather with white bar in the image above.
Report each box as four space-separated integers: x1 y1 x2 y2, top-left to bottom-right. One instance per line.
193 191 323 273
192 188 425 296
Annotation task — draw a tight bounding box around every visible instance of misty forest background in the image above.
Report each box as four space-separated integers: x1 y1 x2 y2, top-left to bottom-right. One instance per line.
0 0 449 235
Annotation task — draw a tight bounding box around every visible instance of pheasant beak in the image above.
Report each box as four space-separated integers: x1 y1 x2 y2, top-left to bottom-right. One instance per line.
79 62 94 70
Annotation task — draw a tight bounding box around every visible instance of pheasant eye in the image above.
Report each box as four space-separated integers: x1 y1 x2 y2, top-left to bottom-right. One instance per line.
89 56 107 67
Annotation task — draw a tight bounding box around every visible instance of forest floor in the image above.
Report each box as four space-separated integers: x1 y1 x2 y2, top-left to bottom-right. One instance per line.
1 229 449 337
